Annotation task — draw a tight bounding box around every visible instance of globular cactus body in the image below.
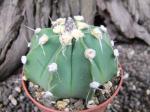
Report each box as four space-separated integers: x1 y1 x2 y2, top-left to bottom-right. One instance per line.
23 17 118 99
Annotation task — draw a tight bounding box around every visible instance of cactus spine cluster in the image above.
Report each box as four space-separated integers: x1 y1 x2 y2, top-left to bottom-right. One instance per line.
22 16 118 100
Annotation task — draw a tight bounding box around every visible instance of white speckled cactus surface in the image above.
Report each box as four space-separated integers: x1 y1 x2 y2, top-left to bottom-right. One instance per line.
22 16 119 100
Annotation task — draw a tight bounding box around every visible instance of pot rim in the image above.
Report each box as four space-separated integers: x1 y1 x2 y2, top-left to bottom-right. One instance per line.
22 67 123 112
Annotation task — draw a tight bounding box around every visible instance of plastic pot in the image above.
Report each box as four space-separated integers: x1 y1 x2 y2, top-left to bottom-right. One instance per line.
22 68 123 112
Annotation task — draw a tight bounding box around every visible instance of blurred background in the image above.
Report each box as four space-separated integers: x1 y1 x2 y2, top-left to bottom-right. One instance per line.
0 0 149 112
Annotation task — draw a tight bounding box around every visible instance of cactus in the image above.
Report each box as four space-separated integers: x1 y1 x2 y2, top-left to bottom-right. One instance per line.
22 16 118 100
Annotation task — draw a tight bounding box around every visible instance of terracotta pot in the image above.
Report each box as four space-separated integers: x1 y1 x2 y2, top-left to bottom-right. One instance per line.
22 68 123 112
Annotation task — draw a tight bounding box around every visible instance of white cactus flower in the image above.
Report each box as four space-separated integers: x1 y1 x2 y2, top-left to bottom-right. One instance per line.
90 81 100 89
114 49 119 57
74 15 84 21
100 25 107 32
53 25 65 34
71 29 84 40
21 56 27 64
91 27 102 39
35 28 41 34
48 63 58 72
111 40 114 47
77 21 89 30
84 48 96 60
39 34 49 45
59 32 73 46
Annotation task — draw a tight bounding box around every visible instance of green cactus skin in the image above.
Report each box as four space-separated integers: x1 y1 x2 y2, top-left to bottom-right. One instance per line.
23 18 118 100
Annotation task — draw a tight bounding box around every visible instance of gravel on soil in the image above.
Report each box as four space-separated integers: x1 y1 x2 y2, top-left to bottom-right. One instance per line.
0 41 149 112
